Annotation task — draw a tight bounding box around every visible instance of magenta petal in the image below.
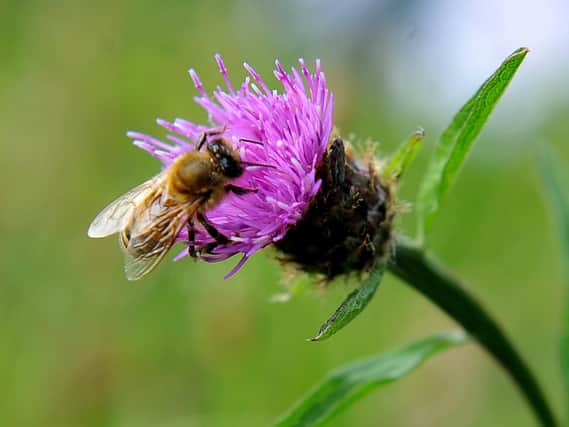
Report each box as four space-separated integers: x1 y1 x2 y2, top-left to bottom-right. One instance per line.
127 57 333 278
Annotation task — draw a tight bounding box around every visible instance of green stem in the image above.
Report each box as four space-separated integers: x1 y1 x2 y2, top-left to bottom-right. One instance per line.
388 238 557 427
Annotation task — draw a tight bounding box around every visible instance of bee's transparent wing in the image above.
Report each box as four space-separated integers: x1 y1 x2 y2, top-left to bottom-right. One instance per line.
87 175 161 238
124 242 175 281
122 201 200 281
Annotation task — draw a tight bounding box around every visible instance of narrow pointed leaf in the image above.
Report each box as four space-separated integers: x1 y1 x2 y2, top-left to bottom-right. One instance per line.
417 47 529 240
383 128 425 181
309 262 385 342
275 331 467 427
539 145 569 416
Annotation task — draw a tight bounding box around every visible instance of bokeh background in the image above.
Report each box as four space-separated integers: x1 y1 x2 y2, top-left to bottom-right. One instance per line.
2 1 568 426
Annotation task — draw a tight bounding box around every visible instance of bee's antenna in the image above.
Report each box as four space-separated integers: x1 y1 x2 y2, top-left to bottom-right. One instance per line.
239 138 264 146
241 161 276 169
197 125 228 150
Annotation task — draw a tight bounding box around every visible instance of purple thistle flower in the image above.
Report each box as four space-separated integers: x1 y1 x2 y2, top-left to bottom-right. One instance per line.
127 55 334 278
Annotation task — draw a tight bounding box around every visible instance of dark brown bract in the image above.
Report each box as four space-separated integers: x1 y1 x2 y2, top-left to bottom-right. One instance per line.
275 137 395 280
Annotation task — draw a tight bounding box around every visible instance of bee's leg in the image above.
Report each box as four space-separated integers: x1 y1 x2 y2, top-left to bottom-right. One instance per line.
200 241 220 255
197 212 230 245
187 219 197 258
224 184 258 196
196 133 208 151
187 216 220 257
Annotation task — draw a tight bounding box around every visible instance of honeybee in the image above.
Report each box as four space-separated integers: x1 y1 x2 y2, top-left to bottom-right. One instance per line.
88 129 261 280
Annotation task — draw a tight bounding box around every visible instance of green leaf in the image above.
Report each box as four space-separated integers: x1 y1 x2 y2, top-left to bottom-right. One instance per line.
539 145 569 417
275 331 467 427
309 262 385 342
417 47 529 240
383 128 425 181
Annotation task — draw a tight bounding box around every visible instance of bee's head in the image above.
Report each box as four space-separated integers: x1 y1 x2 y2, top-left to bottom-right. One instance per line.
207 139 244 178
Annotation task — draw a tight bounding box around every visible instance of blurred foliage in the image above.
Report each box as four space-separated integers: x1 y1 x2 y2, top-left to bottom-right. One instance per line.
540 146 569 421
1 0 568 426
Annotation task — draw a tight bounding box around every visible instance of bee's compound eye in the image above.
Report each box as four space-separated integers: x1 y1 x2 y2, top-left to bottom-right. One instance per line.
220 156 243 178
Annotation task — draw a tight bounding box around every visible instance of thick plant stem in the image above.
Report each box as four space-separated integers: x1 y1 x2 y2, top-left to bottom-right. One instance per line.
389 238 557 427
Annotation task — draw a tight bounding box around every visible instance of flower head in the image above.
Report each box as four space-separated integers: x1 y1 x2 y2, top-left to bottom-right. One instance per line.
127 55 334 277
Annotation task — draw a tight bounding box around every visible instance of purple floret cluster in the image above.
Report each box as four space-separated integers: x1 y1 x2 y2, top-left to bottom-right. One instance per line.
127 55 334 277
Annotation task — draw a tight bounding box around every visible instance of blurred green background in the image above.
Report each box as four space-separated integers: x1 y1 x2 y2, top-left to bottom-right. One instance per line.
1 1 568 426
